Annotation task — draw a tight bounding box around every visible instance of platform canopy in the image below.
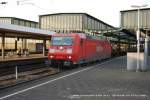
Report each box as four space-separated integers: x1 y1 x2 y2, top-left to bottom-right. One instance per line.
0 23 55 39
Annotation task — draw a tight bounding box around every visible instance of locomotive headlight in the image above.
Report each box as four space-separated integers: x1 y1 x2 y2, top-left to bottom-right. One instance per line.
60 46 63 50
66 49 72 54
68 56 72 59
49 49 55 53
50 55 53 58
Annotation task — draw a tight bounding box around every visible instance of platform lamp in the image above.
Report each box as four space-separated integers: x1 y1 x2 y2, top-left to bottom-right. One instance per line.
131 4 148 72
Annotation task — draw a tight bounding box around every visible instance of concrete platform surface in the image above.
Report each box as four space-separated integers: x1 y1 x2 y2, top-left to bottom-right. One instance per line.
0 56 150 100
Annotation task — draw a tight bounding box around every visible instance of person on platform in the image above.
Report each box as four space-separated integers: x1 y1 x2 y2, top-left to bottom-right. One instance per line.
17 48 21 56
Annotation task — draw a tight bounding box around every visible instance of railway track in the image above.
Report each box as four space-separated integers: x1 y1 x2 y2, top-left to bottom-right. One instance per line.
0 58 111 89
0 63 47 76
0 66 59 89
0 68 66 88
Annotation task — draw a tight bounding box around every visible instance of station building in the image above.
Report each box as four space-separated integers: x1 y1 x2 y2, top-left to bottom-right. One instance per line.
121 8 150 30
120 8 150 37
39 13 114 33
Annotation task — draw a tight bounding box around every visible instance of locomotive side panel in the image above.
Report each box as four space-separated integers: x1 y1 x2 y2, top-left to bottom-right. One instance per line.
72 36 84 64
84 39 103 62
103 41 112 58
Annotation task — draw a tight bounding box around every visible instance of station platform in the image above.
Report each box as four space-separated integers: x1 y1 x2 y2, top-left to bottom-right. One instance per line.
0 54 47 62
0 56 150 100
0 54 48 69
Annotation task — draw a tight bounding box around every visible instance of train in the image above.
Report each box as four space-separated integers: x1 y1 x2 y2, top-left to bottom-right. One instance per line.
48 33 112 67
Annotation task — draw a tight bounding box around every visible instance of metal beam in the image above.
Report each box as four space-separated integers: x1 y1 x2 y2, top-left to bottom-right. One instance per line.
1 33 5 59
43 39 46 56
144 29 149 70
21 38 24 55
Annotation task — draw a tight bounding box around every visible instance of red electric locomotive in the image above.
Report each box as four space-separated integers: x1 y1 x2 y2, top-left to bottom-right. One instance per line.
48 33 112 67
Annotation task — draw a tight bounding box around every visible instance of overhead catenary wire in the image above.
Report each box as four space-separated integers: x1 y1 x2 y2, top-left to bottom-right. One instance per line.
17 0 32 5
17 0 50 11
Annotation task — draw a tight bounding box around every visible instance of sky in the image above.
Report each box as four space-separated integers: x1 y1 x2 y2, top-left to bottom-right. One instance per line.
0 0 149 27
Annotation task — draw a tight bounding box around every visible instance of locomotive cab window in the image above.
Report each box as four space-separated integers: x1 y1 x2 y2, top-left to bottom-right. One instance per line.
51 37 74 46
